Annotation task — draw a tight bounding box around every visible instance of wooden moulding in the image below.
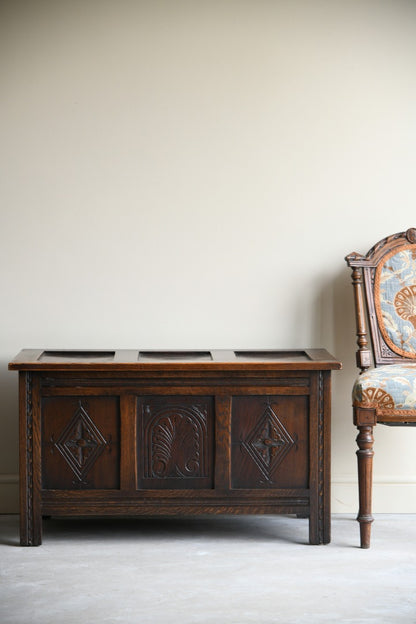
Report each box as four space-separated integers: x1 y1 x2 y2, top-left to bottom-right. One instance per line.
9 349 342 372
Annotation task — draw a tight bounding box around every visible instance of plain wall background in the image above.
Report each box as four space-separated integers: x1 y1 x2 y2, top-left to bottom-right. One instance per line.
1 0 416 513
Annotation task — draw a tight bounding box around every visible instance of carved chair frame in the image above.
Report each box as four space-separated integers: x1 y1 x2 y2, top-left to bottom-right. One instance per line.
345 227 416 548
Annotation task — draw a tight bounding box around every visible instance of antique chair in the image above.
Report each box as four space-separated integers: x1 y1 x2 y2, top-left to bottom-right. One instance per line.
346 228 416 548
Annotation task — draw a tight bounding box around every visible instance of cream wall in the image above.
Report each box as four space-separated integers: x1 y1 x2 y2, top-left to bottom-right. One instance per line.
1 0 416 513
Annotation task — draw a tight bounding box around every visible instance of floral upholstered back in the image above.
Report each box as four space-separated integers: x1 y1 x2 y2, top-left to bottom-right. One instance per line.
375 245 416 359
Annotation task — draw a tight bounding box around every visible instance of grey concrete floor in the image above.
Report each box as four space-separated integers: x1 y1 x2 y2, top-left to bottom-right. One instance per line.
0 514 415 624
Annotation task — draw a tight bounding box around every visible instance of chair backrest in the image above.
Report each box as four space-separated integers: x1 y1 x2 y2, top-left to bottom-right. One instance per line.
346 228 416 371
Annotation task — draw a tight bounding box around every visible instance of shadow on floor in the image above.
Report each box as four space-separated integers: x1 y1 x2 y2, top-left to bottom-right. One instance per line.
1 514 319 547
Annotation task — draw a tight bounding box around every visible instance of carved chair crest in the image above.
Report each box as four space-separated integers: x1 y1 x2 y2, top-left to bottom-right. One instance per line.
346 227 416 370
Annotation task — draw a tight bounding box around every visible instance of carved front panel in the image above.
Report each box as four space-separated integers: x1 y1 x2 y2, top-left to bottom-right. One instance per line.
41 396 120 489
231 396 309 489
137 396 214 489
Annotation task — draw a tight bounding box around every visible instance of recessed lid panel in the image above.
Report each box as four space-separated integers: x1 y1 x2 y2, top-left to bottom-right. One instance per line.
139 351 212 361
234 350 311 362
39 351 116 362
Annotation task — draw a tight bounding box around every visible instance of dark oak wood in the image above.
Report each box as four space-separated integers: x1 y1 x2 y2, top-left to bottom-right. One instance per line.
41 395 120 490
355 425 375 549
346 227 416 548
9 349 340 546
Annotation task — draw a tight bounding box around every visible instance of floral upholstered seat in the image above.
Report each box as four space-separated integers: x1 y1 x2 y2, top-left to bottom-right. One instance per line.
345 228 416 548
353 364 416 418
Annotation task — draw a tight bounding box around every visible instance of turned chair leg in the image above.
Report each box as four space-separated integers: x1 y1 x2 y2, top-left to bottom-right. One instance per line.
356 425 374 548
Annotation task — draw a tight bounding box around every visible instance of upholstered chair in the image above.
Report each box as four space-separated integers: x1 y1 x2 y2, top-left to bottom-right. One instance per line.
346 228 416 548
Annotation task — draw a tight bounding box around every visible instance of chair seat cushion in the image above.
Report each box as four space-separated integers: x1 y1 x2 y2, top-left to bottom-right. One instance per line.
353 364 416 417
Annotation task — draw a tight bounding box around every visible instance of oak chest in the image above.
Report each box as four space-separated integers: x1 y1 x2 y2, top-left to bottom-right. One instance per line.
9 349 341 546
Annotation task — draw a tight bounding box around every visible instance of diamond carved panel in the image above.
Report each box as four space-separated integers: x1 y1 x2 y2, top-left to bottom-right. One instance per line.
241 405 295 483
55 402 108 484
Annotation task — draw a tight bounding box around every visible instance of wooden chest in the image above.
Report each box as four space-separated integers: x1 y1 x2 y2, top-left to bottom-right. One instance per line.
9 349 341 546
